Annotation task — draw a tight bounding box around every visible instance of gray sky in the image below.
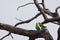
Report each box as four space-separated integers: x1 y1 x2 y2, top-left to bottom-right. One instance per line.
0 0 60 40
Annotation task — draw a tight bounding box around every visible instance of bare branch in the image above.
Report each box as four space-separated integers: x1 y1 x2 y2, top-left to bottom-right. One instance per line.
0 23 53 40
42 0 48 20
42 0 45 9
44 8 59 17
42 17 60 24
0 32 13 40
0 0 60 40
14 13 41 27
17 2 42 11
34 0 48 21
7 10 42 39
44 6 60 17
7 6 60 39
55 6 60 13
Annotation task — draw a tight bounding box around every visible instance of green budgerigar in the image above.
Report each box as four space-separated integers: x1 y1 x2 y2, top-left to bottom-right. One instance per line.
35 22 46 31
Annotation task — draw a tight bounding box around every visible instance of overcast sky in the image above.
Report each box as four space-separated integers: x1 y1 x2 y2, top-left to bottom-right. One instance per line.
0 0 60 40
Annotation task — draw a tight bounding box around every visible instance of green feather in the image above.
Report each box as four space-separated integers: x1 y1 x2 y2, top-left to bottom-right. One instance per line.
35 23 40 31
35 22 46 31
39 23 46 29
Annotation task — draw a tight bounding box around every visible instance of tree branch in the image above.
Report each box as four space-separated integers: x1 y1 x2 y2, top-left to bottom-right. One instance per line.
55 6 60 13
42 17 60 24
14 13 41 27
0 23 53 40
34 0 48 21
0 0 60 40
57 27 60 40
17 2 42 11
0 32 13 40
44 6 60 17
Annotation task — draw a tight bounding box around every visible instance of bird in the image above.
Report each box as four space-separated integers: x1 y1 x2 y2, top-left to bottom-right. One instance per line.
35 22 46 31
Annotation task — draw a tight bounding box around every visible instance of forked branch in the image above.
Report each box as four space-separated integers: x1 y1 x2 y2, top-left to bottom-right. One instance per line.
34 0 48 21
0 0 60 40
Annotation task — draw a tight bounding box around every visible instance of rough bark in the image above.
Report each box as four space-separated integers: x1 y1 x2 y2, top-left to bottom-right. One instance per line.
0 23 53 40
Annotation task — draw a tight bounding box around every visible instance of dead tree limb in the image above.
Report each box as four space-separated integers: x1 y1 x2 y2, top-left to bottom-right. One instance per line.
0 23 53 40
0 0 60 40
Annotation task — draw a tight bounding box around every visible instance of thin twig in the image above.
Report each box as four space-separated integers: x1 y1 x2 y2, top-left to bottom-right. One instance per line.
17 2 42 11
55 6 60 13
0 25 13 40
14 13 41 27
0 32 13 40
45 6 60 17
15 18 23 21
